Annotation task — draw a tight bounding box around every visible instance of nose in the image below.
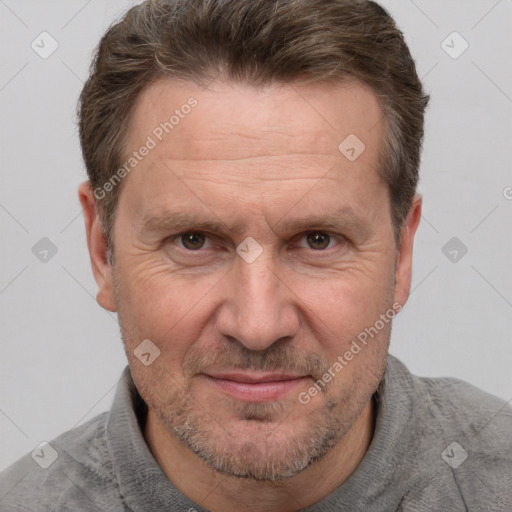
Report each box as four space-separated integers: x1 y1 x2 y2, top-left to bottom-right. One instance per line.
215 252 300 351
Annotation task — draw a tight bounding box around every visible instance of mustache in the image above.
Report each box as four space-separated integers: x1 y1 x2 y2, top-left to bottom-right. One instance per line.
182 341 329 380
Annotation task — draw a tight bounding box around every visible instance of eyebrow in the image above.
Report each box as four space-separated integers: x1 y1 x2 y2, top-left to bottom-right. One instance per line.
277 207 370 235
139 212 246 237
138 206 371 239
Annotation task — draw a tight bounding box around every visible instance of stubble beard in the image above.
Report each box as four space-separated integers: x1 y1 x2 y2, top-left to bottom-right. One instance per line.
112 269 390 482
146 376 359 481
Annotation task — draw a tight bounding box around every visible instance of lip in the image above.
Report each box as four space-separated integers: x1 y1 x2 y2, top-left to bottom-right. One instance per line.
204 372 310 402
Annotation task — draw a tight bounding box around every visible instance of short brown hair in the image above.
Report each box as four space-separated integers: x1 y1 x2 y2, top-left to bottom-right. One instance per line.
78 0 429 249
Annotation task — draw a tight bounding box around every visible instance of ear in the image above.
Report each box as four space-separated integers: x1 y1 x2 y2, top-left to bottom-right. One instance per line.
393 195 422 309
78 182 116 312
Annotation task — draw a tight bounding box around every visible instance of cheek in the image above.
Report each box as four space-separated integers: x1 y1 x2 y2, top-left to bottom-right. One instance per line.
305 277 392 402
114 255 225 348
289 264 395 387
295 261 395 330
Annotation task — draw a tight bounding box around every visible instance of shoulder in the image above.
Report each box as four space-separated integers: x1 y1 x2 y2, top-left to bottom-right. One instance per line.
412 366 512 444
387 355 512 510
419 370 512 501
387 354 512 436
0 411 123 511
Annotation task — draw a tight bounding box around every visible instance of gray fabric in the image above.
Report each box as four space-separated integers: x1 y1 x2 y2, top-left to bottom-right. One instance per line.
1 354 511 511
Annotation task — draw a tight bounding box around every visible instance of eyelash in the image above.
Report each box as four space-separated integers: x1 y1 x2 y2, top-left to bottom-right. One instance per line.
167 231 345 253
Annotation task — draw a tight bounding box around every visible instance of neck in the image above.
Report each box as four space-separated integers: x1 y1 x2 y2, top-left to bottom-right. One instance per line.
144 398 375 512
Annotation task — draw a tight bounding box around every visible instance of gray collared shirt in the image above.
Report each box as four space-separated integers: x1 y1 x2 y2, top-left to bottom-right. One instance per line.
1 354 511 511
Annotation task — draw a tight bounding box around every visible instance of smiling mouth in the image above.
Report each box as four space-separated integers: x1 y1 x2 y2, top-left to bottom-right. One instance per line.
203 371 311 402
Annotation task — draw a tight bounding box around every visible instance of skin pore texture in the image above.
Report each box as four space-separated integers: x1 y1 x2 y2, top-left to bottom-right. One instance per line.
79 78 421 512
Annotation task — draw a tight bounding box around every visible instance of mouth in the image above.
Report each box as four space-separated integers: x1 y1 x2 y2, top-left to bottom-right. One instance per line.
203 371 311 402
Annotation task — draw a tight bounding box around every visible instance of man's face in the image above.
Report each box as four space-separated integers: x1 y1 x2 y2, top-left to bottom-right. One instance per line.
92 78 417 480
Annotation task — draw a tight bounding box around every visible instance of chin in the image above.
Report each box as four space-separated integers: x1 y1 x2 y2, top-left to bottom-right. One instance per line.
162 397 347 481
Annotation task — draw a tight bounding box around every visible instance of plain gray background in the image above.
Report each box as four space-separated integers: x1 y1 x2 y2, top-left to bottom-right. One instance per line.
1 0 511 472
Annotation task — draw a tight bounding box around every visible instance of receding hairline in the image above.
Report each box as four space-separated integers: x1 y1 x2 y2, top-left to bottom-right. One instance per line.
121 74 384 156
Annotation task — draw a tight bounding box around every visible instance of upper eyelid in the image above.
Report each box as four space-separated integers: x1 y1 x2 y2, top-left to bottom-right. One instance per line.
169 230 344 247
170 232 215 248
297 232 341 244
171 231 217 240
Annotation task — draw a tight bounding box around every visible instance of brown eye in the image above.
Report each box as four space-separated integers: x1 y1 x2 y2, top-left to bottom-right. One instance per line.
306 232 332 250
180 232 206 250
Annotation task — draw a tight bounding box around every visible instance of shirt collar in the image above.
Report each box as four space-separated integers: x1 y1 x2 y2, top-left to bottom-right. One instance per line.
106 355 422 511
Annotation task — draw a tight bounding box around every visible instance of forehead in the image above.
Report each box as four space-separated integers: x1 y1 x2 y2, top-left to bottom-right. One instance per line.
117 77 389 238
125 77 384 163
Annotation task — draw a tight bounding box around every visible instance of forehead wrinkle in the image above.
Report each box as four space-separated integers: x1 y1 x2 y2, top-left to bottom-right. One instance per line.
160 153 337 163
154 155 349 186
